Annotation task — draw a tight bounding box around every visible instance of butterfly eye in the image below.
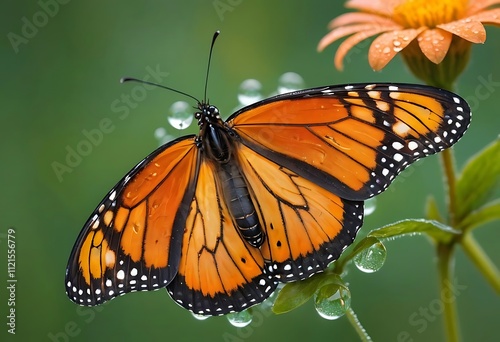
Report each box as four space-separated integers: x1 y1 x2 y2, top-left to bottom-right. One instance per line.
209 105 219 116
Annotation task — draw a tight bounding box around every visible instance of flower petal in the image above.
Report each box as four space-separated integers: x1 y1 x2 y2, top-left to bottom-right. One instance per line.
318 24 392 52
467 8 500 26
368 28 425 70
328 12 397 29
437 19 486 43
467 0 500 16
345 0 402 17
417 28 452 64
334 26 395 70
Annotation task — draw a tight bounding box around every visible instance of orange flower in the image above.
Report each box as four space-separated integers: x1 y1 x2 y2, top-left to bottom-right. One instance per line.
318 0 500 73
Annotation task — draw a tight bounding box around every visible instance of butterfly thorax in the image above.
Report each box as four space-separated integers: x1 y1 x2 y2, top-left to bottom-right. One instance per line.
196 103 233 163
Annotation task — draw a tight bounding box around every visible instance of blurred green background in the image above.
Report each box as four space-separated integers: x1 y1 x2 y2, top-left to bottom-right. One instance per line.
1 0 499 341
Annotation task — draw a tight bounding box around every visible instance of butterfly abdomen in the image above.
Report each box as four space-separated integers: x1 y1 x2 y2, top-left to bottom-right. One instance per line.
218 162 264 247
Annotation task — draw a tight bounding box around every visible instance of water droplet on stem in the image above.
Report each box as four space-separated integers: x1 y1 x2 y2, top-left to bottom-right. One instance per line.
314 284 351 320
354 240 387 273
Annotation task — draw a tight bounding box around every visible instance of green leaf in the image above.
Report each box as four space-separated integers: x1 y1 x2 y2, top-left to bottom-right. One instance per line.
456 138 500 221
272 273 343 314
314 276 349 304
425 195 444 222
315 284 341 303
368 219 459 243
272 277 320 314
457 199 500 232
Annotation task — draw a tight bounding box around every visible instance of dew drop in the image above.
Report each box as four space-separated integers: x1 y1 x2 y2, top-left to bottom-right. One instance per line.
227 310 253 327
191 313 210 321
154 127 175 146
277 72 304 94
167 101 193 130
364 197 377 216
393 47 403 52
259 284 282 311
382 46 391 54
154 127 166 140
314 285 351 320
354 241 387 273
237 79 263 106
393 40 401 47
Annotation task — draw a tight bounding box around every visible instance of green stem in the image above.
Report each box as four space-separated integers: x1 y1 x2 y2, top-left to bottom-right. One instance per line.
437 242 460 342
345 307 372 342
437 96 461 342
460 233 500 294
441 149 458 226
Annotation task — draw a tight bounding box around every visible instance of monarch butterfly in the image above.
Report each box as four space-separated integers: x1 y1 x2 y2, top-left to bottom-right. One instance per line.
65 32 471 316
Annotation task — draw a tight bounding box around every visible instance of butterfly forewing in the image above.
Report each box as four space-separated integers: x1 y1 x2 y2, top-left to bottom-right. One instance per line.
229 83 470 201
65 137 199 305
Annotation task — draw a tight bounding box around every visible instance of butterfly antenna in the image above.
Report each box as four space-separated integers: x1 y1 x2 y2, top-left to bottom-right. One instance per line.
120 77 200 103
203 30 220 103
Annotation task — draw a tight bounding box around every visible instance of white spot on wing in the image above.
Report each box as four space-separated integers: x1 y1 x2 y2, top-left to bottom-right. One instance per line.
392 141 404 150
408 141 419 151
394 153 403 162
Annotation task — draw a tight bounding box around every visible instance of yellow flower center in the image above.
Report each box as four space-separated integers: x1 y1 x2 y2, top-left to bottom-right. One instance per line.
392 0 468 28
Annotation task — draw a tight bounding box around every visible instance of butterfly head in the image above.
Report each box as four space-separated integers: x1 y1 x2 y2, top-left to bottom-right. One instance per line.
195 102 221 128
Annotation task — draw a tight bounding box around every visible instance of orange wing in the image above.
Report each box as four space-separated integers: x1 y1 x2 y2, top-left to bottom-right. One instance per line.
235 144 363 281
228 83 470 201
65 137 199 305
167 159 278 315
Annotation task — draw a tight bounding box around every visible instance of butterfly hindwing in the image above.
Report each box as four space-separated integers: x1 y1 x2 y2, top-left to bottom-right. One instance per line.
65 137 199 305
236 143 364 281
167 158 278 315
229 83 470 201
